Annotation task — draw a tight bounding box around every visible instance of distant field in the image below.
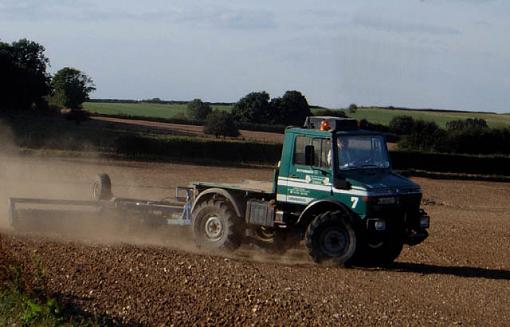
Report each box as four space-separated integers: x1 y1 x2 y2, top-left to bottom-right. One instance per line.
333 107 510 128
84 102 510 128
83 102 232 119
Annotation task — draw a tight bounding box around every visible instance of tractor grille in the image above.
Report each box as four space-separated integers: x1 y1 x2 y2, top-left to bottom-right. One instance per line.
368 193 422 231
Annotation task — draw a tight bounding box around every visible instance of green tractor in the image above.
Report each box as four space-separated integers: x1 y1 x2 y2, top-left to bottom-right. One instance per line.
191 116 429 265
9 116 429 266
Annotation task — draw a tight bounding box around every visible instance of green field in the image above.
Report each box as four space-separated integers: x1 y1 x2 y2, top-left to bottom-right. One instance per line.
84 102 510 128
83 102 232 119
333 107 510 128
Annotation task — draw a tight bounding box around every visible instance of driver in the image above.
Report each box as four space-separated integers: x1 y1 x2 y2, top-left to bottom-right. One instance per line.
326 137 352 167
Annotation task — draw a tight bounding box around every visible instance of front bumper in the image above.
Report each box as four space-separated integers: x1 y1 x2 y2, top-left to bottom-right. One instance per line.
365 209 430 246
404 210 430 245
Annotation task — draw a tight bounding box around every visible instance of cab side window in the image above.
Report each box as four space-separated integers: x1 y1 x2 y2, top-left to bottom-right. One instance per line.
313 138 331 168
293 135 331 168
293 136 310 165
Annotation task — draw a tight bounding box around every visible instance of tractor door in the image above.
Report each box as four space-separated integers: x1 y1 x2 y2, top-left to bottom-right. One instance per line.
283 135 332 205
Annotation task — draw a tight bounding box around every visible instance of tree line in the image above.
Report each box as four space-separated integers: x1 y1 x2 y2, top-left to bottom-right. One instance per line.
187 91 312 137
4 39 506 155
389 116 510 155
0 39 95 114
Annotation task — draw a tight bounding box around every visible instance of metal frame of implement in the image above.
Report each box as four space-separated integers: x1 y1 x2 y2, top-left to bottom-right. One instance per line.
8 187 194 228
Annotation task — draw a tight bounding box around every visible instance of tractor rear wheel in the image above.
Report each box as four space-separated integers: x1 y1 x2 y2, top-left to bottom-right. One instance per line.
305 211 356 265
192 199 242 251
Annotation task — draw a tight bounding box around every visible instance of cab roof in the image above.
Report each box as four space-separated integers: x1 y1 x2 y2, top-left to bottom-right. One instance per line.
286 127 382 137
286 116 383 137
304 116 359 131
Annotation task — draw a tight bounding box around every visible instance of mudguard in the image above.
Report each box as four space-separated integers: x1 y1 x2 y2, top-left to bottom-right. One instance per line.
191 188 243 218
296 199 354 227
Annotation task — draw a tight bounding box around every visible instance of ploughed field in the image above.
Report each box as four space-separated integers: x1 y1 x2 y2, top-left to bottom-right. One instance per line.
91 116 284 143
0 155 509 326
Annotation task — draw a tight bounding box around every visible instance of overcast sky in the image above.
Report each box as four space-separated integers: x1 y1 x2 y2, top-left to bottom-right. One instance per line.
1 0 509 112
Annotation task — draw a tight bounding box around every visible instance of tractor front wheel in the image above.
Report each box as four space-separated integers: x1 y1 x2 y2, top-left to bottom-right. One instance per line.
192 199 242 251
305 211 356 265
356 237 404 266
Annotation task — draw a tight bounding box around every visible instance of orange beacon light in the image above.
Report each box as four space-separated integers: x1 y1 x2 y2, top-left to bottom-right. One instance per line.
320 120 330 131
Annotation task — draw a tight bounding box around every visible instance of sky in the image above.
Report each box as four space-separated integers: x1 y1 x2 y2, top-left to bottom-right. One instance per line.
1 0 509 112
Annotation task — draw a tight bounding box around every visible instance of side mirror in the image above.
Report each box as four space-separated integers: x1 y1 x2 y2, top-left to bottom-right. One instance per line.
333 175 351 190
304 145 315 166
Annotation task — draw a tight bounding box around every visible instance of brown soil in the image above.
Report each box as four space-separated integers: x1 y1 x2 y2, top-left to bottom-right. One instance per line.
1 155 509 326
92 116 284 143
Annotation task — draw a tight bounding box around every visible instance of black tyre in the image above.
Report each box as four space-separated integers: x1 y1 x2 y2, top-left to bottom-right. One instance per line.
192 199 242 250
92 174 113 201
305 211 357 265
356 237 403 266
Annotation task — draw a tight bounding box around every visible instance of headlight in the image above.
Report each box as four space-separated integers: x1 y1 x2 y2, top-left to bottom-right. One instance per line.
374 220 386 231
367 218 386 231
419 215 430 228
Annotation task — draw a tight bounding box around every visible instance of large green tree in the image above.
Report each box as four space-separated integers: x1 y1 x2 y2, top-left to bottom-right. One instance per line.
231 91 272 124
51 67 95 110
272 90 311 126
0 39 51 111
203 111 240 137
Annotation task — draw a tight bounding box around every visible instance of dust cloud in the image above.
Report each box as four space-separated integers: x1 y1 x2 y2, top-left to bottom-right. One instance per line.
0 123 308 265
0 119 196 252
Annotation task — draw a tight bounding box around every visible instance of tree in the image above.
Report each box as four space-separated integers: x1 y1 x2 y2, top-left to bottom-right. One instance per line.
187 99 212 121
203 111 240 137
231 92 271 123
398 120 444 152
51 67 95 110
348 103 358 113
272 90 311 126
144 98 163 103
0 39 51 111
231 90 311 126
268 97 285 124
389 116 416 135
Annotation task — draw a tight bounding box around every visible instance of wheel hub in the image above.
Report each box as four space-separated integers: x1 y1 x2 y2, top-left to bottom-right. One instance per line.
205 216 223 241
320 229 348 257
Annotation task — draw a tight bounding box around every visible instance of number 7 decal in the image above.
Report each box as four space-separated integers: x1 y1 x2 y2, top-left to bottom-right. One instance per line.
350 196 359 209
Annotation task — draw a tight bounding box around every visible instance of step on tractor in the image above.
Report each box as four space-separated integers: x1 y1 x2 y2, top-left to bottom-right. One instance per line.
8 116 430 265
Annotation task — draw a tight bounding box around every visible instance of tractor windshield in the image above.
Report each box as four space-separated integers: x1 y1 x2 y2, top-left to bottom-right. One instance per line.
336 135 390 170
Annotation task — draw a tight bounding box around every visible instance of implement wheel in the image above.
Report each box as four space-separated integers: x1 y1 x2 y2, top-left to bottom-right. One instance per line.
192 199 242 251
305 211 356 265
92 174 113 201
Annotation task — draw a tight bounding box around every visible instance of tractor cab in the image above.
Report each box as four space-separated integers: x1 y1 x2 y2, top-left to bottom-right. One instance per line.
275 116 428 246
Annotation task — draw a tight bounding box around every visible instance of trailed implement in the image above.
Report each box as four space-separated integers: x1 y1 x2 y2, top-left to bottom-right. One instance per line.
8 174 193 232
